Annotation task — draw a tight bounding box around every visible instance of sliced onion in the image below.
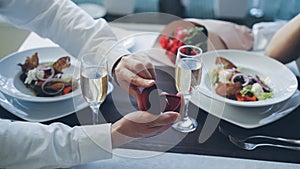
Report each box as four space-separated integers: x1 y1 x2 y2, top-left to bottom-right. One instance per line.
243 76 250 86
41 78 65 96
231 73 249 86
35 65 55 81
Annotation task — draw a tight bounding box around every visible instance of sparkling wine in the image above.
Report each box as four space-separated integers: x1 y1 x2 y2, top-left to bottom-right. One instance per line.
80 67 108 105
175 58 202 95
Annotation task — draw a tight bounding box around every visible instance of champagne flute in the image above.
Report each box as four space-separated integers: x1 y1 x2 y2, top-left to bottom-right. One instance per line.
173 45 202 133
80 53 108 125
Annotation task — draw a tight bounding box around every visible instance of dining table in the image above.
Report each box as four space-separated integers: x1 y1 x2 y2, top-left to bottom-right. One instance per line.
1 22 300 169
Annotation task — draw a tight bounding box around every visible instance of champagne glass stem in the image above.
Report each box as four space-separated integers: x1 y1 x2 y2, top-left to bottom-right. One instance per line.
172 94 198 133
183 96 190 118
90 104 100 125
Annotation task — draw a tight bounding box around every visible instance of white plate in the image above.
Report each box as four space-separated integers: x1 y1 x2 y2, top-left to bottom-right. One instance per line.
0 91 87 122
191 90 300 129
0 47 81 102
0 82 113 122
198 50 298 107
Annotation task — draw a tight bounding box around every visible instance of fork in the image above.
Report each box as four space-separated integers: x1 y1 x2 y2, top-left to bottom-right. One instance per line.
218 126 300 147
229 135 300 151
235 135 300 146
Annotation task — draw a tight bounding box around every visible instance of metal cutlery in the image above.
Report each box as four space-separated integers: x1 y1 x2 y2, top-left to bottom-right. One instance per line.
231 135 300 146
218 126 300 151
228 135 300 151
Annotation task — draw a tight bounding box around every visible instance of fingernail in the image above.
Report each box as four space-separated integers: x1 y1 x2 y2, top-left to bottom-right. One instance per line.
146 80 155 86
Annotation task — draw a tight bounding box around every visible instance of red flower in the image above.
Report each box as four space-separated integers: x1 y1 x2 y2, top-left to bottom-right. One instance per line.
159 25 204 63
180 47 197 56
190 50 197 55
179 47 188 55
159 35 169 49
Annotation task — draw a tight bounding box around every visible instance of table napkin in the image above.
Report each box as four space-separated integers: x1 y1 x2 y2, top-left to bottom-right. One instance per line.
252 20 287 51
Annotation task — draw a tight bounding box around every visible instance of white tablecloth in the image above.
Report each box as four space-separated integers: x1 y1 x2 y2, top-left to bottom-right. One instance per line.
72 148 300 169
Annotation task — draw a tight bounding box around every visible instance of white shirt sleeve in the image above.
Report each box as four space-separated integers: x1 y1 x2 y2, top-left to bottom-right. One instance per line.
0 0 130 76
0 119 112 169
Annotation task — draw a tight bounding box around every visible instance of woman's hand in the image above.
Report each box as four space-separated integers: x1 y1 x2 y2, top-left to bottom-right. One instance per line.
114 52 156 109
111 111 180 148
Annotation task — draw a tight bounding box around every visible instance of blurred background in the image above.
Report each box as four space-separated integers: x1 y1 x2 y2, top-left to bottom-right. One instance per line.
0 0 299 58
71 0 300 23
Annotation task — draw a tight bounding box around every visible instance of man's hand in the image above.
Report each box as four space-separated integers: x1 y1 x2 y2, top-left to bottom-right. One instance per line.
111 111 180 148
114 52 156 109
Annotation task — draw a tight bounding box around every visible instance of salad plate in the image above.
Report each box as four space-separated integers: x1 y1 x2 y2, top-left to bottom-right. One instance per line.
197 50 298 107
0 91 87 122
191 90 300 129
0 47 81 102
0 82 113 122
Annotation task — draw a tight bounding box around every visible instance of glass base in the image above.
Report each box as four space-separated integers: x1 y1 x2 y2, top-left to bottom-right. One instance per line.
172 116 198 133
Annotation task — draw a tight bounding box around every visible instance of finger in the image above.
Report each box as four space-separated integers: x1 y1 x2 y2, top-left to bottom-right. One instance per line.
148 112 179 127
116 55 156 87
117 78 130 93
116 57 152 80
125 54 156 80
156 124 173 133
132 55 156 79
128 85 144 110
145 124 173 137
124 57 154 80
121 68 155 88
118 79 145 110
147 65 156 80
118 78 140 98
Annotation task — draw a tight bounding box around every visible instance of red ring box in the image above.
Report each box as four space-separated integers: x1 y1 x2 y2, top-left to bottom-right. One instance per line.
140 84 182 114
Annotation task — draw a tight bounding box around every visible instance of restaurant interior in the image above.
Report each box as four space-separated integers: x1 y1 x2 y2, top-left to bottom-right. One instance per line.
0 0 300 168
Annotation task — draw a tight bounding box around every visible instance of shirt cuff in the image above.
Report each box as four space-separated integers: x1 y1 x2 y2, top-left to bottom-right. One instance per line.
76 123 112 163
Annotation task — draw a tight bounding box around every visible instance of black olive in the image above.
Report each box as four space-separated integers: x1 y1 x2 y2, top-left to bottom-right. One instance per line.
233 75 245 84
